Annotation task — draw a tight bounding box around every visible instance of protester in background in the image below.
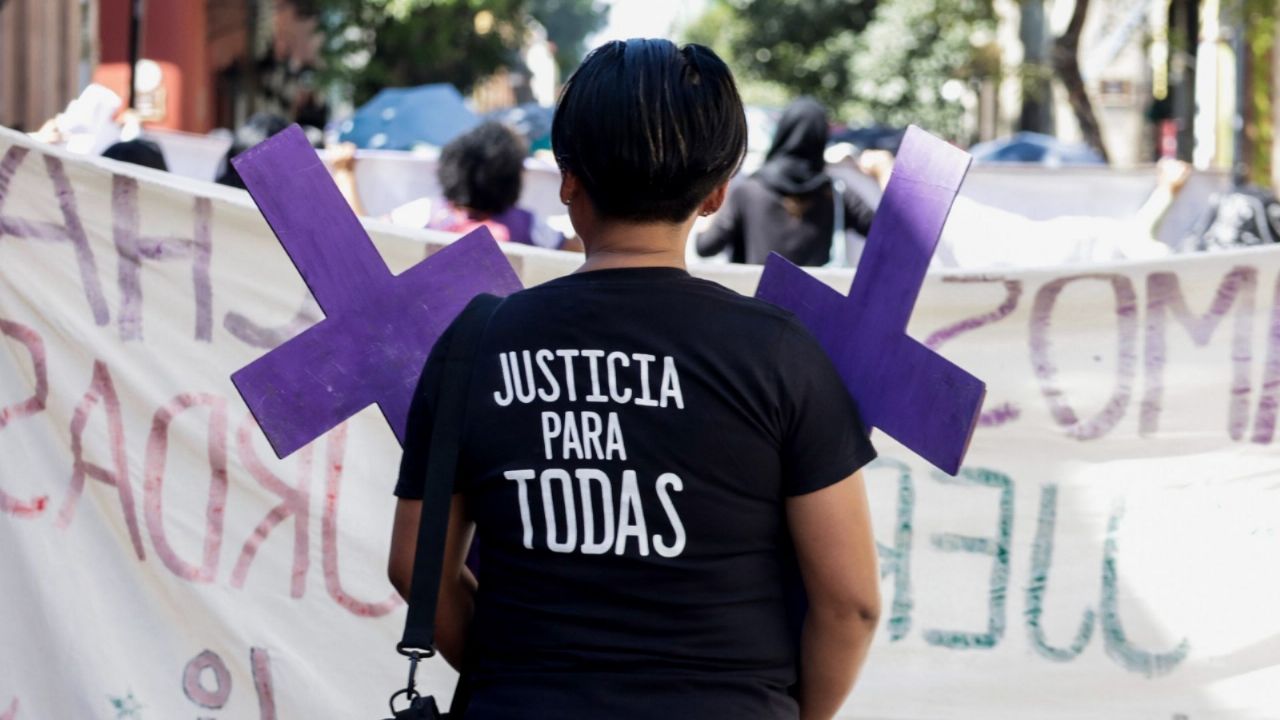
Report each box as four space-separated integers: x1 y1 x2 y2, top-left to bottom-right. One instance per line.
388 39 880 720
29 84 124 155
332 121 578 251
696 96 877 266
101 138 168 172
291 71 330 134
935 157 1194 268
1187 183 1280 251
428 121 568 249
215 113 289 189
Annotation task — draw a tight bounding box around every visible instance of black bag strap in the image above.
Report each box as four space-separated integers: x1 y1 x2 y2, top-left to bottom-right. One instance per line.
399 293 502 656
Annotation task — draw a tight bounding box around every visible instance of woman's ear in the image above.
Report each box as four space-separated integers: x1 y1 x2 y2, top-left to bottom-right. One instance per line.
698 182 730 216
560 170 581 206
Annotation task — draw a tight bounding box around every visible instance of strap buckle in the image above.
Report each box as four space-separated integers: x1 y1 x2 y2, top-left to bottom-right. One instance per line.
388 646 434 715
396 642 437 659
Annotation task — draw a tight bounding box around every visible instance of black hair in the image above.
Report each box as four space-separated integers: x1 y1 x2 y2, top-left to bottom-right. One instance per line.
216 112 290 188
552 39 747 223
102 139 168 171
437 121 526 216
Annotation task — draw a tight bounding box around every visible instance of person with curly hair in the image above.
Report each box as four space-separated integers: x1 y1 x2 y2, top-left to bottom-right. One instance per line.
331 121 574 250
425 121 566 249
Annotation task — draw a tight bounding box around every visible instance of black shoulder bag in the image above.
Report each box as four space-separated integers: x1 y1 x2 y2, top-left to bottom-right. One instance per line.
385 293 501 720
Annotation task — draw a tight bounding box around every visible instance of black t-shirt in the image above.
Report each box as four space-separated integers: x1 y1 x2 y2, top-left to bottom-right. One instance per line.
396 267 876 720
695 175 877 266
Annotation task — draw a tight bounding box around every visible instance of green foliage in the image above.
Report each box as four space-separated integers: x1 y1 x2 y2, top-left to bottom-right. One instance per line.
843 0 997 140
306 0 607 104
1244 0 1274 185
687 0 878 108
685 0 997 141
527 0 610 76
310 0 528 103
683 1 789 106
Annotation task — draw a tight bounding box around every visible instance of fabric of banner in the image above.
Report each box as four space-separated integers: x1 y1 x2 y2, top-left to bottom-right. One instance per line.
0 126 1277 719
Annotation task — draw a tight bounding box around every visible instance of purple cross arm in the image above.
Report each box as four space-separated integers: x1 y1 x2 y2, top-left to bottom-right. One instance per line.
233 125 390 316
230 125 523 458
755 126 985 475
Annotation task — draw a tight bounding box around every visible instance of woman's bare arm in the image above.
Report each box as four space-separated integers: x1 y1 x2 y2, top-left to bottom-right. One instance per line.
787 470 881 720
329 143 368 217
388 495 477 669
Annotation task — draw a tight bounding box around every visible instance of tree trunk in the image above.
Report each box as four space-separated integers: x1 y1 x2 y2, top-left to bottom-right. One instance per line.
1169 0 1198 162
1018 0 1053 133
1052 0 1110 163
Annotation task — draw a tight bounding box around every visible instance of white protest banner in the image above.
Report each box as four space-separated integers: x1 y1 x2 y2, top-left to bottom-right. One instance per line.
1 126 1277 719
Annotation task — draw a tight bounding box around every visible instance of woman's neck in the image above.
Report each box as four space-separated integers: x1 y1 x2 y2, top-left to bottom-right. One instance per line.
460 205 492 221
575 219 691 273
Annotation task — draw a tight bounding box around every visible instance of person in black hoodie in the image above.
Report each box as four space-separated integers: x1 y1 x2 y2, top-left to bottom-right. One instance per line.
696 97 876 266
215 113 289 189
101 138 168 171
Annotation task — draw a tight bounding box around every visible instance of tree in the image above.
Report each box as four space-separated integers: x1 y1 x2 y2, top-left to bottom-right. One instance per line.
1018 0 1053 133
687 0 879 111
302 0 607 105
527 0 610 77
1051 0 1109 162
843 0 998 141
304 0 530 103
1242 0 1275 185
687 0 998 142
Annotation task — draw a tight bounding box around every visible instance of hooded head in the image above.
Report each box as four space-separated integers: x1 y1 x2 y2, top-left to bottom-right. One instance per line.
755 97 830 196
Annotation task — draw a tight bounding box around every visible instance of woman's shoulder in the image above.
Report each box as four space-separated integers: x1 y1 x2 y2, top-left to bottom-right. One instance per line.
670 275 817 344
510 269 800 327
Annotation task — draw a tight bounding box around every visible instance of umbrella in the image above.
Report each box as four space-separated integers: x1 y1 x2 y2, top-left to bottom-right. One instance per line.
969 131 1105 166
828 124 908 154
485 103 554 153
337 84 480 151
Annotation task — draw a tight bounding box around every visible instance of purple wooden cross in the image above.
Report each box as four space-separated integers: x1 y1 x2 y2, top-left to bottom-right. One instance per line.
232 124 980 472
755 126 985 475
229 125 522 458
